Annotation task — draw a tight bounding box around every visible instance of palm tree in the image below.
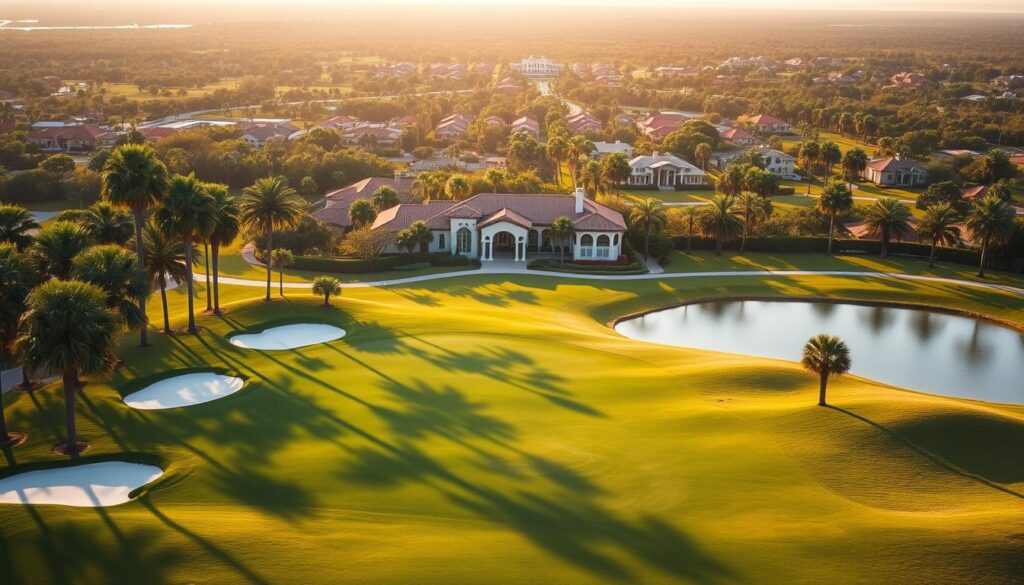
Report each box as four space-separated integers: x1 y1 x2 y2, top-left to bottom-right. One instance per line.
31 221 89 279
683 205 698 253
566 135 595 187
81 201 134 245
965 196 1016 277
15 280 119 455
372 185 400 210
694 143 712 172
205 184 240 315
916 204 961 268
546 135 568 185
817 180 854 255
550 216 574 264
71 244 149 333
840 148 868 189
799 142 821 195
580 159 604 197
155 174 216 334
271 248 295 296
698 194 743 255
801 334 852 407
0 204 39 249
0 243 35 444
102 143 169 347
348 198 377 227
445 174 472 200
863 197 912 259
820 142 842 178
142 220 193 333
484 168 504 193
599 153 632 196
629 198 667 261
312 276 342 306
735 192 768 253
240 177 306 302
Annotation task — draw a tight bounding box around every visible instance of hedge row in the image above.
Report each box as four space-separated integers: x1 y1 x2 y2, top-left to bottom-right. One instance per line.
293 252 477 274
528 251 648 275
672 236 1023 272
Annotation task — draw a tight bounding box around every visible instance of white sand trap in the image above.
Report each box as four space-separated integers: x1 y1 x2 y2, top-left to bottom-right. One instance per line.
0 462 163 507
123 372 245 410
229 323 346 350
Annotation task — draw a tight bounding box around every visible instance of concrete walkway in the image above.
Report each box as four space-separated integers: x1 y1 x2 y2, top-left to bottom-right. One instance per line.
195 265 1024 297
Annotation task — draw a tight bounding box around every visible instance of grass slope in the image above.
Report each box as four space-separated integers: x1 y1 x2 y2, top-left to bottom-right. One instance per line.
1 263 1023 584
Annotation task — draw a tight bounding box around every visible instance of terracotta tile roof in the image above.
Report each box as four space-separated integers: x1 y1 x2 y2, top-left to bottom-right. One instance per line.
371 200 457 230
865 157 927 173
479 208 533 230
314 177 414 228
843 219 918 242
721 127 754 141
29 124 107 140
747 114 787 126
960 185 989 200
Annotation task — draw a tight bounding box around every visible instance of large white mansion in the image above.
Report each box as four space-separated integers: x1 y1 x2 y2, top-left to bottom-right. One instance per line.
371 188 627 262
509 56 565 78
626 153 707 189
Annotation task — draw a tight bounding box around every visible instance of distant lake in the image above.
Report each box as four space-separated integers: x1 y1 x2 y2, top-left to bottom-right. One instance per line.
0 19 191 30
615 300 1024 404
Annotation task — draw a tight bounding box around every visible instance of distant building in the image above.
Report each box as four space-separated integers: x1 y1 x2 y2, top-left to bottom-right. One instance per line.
566 112 602 134
29 124 116 152
627 152 706 189
638 112 692 140
511 116 540 139
241 122 300 148
312 176 414 231
746 114 791 134
509 56 564 78
436 113 472 140
890 72 931 88
319 115 361 131
719 127 757 145
341 124 402 148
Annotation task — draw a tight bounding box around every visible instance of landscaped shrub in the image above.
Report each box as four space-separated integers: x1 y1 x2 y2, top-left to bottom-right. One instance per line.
292 252 477 274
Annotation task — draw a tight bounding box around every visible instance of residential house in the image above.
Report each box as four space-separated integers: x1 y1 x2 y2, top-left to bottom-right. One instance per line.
510 116 540 139
319 115 361 131
371 188 626 263
482 115 507 128
592 141 634 158
719 127 757 145
429 63 466 81
29 124 116 152
374 62 416 79
861 156 928 187
341 124 402 148
140 127 178 143
890 72 931 88
756 147 797 177
436 113 472 140
312 176 414 231
566 112 602 134
626 152 706 189
746 114 791 134
638 112 691 140
960 185 989 201
241 122 300 148
495 77 523 93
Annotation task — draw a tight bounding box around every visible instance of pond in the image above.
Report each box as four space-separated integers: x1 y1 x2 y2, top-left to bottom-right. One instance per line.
615 300 1024 404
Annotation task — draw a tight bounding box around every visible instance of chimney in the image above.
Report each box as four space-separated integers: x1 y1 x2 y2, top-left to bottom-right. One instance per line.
574 187 585 214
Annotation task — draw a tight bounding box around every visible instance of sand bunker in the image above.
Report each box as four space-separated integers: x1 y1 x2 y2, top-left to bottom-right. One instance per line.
0 462 163 507
229 323 346 350
123 372 245 410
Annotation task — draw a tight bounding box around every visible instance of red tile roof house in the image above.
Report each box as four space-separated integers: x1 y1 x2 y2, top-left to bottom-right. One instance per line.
29 124 117 152
861 156 928 187
960 184 989 201
340 125 402 148
510 116 540 139
318 115 361 131
566 112 602 133
720 127 757 145
482 115 507 127
370 188 627 263
312 176 415 231
746 114 791 134
141 127 178 143
637 113 691 139
435 114 472 140
241 122 300 148
890 72 931 88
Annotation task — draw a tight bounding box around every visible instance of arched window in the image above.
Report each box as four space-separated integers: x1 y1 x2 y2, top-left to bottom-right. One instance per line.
580 234 594 258
596 235 611 258
612 234 619 246
456 227 472 254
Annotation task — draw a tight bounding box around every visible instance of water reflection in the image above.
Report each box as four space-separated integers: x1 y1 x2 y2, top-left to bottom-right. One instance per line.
616 300 1024 404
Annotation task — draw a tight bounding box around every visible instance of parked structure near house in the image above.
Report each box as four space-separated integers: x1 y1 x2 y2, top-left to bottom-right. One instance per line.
29 124 117 151
746 114 791 134
509 56 564 78
592 141 634 158
511 116 540 139
627 152 706 189
241 122 300 148
861 156 928 187
371 188 626 263
312 175 415 231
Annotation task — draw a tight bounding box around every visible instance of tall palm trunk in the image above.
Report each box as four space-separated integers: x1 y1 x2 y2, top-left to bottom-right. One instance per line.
741 213 749 253
978 237 988 277
827 212 835 255
132 207 149 347
61 369 80 455
928 239 937 268
715 228 724 256
264 230 273 302
279 268 284 296
204 242 212 312
880 230 889 259
818 372 828 406
158 273 171 333
643 221 651 261
183 234 198 334
0 342 12 444
687 218 694 253
212 242 222 315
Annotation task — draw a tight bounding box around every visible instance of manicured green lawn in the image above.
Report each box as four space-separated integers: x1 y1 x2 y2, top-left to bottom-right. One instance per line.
2 259 1023 584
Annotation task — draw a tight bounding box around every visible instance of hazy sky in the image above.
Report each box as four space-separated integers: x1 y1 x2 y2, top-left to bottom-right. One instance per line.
184 0 1024 11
